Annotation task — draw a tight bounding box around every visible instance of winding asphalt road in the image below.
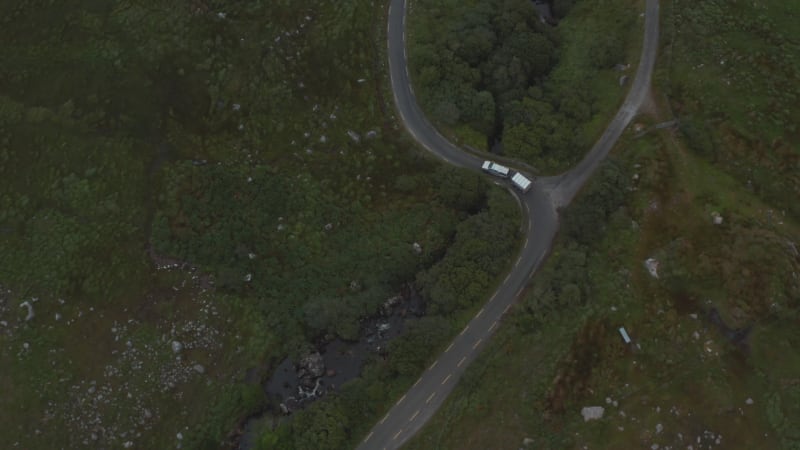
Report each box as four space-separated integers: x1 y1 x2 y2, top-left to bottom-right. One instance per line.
357 0 659 449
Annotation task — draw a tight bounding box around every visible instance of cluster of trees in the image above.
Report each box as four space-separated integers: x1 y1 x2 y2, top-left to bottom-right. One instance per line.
411 0 638 172
411 0 558 137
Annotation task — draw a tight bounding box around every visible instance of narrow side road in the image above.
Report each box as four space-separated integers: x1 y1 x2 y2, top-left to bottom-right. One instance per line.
357 0 659 448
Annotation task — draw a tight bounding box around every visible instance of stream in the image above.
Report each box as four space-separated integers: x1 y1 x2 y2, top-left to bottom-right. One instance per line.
236 285 425 449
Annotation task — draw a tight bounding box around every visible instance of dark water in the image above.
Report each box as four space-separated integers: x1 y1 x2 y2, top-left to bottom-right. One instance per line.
236 287 424 449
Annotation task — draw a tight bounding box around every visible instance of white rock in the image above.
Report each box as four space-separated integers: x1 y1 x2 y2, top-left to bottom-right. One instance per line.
581 406 605 421
123 441 133 448
656 423 663 434
177 433 183 440
20 301 35 321
745 398 754 405
171 341 183 353
244 273 253 282
644 258 659 278
193 364 205 374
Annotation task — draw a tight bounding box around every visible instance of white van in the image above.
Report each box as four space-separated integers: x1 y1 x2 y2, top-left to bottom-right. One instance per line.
511 172 532 193
481 160 510 178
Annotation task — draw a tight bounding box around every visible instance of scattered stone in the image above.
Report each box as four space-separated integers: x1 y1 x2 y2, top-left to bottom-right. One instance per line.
581 406 605 422
523 437 535 446
656 423 663 434
123 441 133 448
711 211 724 225
745 398 754 405
171 341 183 353
243 273 253 282
365 130 378 139
690 313 698 319
412 242 422 254
248 253 257 260
55 313 62 321
193 364 205 374
324 223 333 231
144 409 152 419
177 432 183 440
619 75 629 86
644 258 659 278
232 103 241 111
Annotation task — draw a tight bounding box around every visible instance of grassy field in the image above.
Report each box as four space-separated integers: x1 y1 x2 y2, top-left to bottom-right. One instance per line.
404 0 800 448
0 1 523 449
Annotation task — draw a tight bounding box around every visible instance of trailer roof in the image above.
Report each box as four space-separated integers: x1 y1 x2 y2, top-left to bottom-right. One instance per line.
511 172 531 189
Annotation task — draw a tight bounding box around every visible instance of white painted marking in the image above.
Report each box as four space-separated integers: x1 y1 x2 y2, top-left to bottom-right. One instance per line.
489 321 498 332
409 410 420 421
441 373 452 385
490 293 497 303
524 237 529 248
475 308 484 318
445 342 454 352
364 432 374 443
472 338 482 350
460 325 469 336
457 356 467 367
380 413 390 424
393 430 402 440
396 394 406 406
503 304 512 314
516 286 524 298
429 360 438 370
413 377 422 387
504 273 511 283
426 392 436 403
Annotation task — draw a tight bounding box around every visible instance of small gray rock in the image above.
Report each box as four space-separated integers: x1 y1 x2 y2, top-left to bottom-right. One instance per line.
171 341 183 353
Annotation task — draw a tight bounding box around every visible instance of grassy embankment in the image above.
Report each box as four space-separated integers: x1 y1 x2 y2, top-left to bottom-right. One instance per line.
405 0 800 448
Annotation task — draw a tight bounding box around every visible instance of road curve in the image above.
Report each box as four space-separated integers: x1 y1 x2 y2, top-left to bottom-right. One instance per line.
357 0 659 449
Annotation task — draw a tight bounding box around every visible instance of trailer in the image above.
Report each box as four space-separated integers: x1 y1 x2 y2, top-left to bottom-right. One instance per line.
481 160 510 178
511 172 532 193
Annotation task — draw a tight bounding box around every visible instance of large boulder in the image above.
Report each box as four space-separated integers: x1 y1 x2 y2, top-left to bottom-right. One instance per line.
297 352 325 379
581 406 605 422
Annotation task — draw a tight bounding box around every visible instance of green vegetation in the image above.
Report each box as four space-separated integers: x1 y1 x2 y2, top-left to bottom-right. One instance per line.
408 0 643 172
406 129 800 450
403 1 800 446
0 1 522 449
